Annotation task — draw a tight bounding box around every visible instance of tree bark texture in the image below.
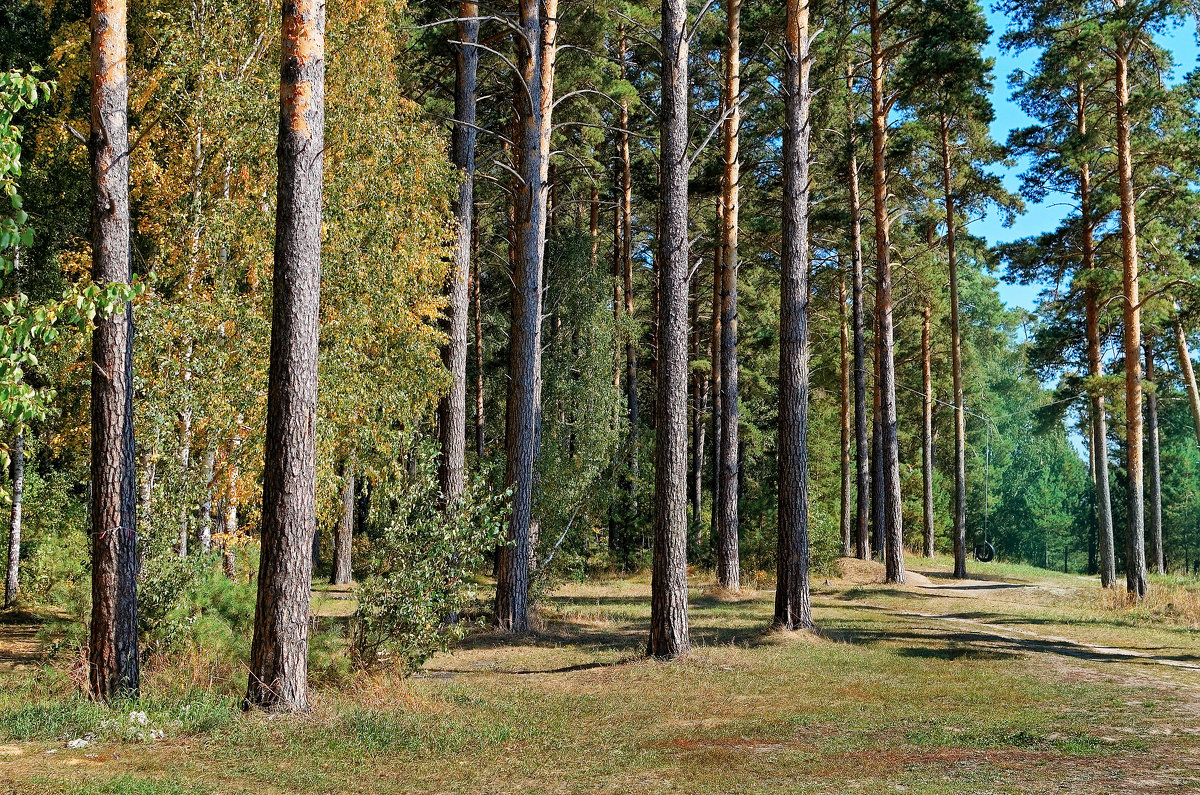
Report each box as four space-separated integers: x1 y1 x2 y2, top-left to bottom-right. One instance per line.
245 0 325 712
1174 317 1200 452
648 0 691 659
869 0 904 584
775 0 814 632
940 115 966 580
496 0 556 633
1115 46 1146 598
88 0 140 702
437 1 479 506
5 430 23 608
846 59 870 562
921 305 935 559
716 0 742 591
840 271 853 558
331 463 354 585
1145 343 1163 575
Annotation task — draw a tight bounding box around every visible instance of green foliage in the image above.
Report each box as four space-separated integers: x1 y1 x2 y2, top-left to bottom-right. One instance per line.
137 553 256 658
351 461 506 672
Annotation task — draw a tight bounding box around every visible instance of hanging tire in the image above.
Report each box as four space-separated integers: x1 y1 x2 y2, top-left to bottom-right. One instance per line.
974 542 995 563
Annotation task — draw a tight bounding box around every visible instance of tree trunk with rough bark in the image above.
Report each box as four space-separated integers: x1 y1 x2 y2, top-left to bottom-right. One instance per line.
331 463 354 585
716 0 742 591
940 114 966 580
846 59 870 562
776 0 814 631
88 0 140 702
1145 343 1163 575
245 0 325 712
437 1 479 506
1114 44 1146 598
840 271 853 558
869 0 904 584
921 305 935 559
496 0 557 633
648 0 691 659
5 430 23 608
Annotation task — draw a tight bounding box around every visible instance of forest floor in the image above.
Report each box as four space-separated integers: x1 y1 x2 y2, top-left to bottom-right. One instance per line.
3 556 1200 794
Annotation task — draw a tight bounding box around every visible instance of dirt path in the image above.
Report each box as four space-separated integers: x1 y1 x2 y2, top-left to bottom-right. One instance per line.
0 609 51 673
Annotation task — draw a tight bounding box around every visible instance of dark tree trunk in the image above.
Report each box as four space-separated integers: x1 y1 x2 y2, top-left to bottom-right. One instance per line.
648 0 691 659
940 115 966 580
921 305 935 559
869 0 904 584
496 0 557 633
438 1 480 506
5 430 23 608
88 0 140 702
1145 343 1163 575
716 0 742 591
846 59 870 562
246 0 325 712
331 463 354 585
1115 46 1146 598
775 0 814 631
840 271 853 558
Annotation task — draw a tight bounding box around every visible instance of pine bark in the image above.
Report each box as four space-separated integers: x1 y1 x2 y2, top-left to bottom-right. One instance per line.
921 305 935 559
648 0 691 659
1174 317 1200 452
5 431 23 608
846 59 870 562
940 114 966 580
331 463 354 585
88 0 140 701
716 0 742 591
496 0 556 633
1080 98 1116 587
869 0 904 584
437 1 479 506
840 272 853 558
1145 343 1163 575
775 0 814 631
246 0 325 712
1114 44 1147 598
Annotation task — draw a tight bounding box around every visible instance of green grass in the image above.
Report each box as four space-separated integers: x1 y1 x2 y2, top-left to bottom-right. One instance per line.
2 566 1199 794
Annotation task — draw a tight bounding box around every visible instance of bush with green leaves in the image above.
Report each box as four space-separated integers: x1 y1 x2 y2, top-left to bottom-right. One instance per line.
351 464 506 672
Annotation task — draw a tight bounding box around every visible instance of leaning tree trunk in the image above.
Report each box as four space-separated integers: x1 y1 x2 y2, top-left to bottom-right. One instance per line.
940 114 967 580
1114 45 1147 598
1079 107 1116 586
496 0 556 633
775 0 815 631
89 0 140 702
846 59 870 562
840 271 853 558
331 463 354 585
5 430 23 608
245 0 325 712
437 1 480 506
648 0 691 659
921 305 935 559
1145 343 1163 575
869 0 904 584
716 0 742 591
1175 317 1200 452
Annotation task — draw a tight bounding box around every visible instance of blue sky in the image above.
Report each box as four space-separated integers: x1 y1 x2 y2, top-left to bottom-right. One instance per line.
976 6 1200 312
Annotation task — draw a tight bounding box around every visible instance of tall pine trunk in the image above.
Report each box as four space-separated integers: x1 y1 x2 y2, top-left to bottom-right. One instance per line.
775 0 814 630
846 59 870 561
89 0 140 701
1114 44 1147 598
716 0 742 591
438 1 479 505
648 0 691 659
473 241 485 460
496 0 556 632
840 271 853 558
1174 317 1200 451
921 305 935 559
869 0 904 583
245 0 325 712
1145 343 1163 575
940 114 967 580
618 28 639 534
